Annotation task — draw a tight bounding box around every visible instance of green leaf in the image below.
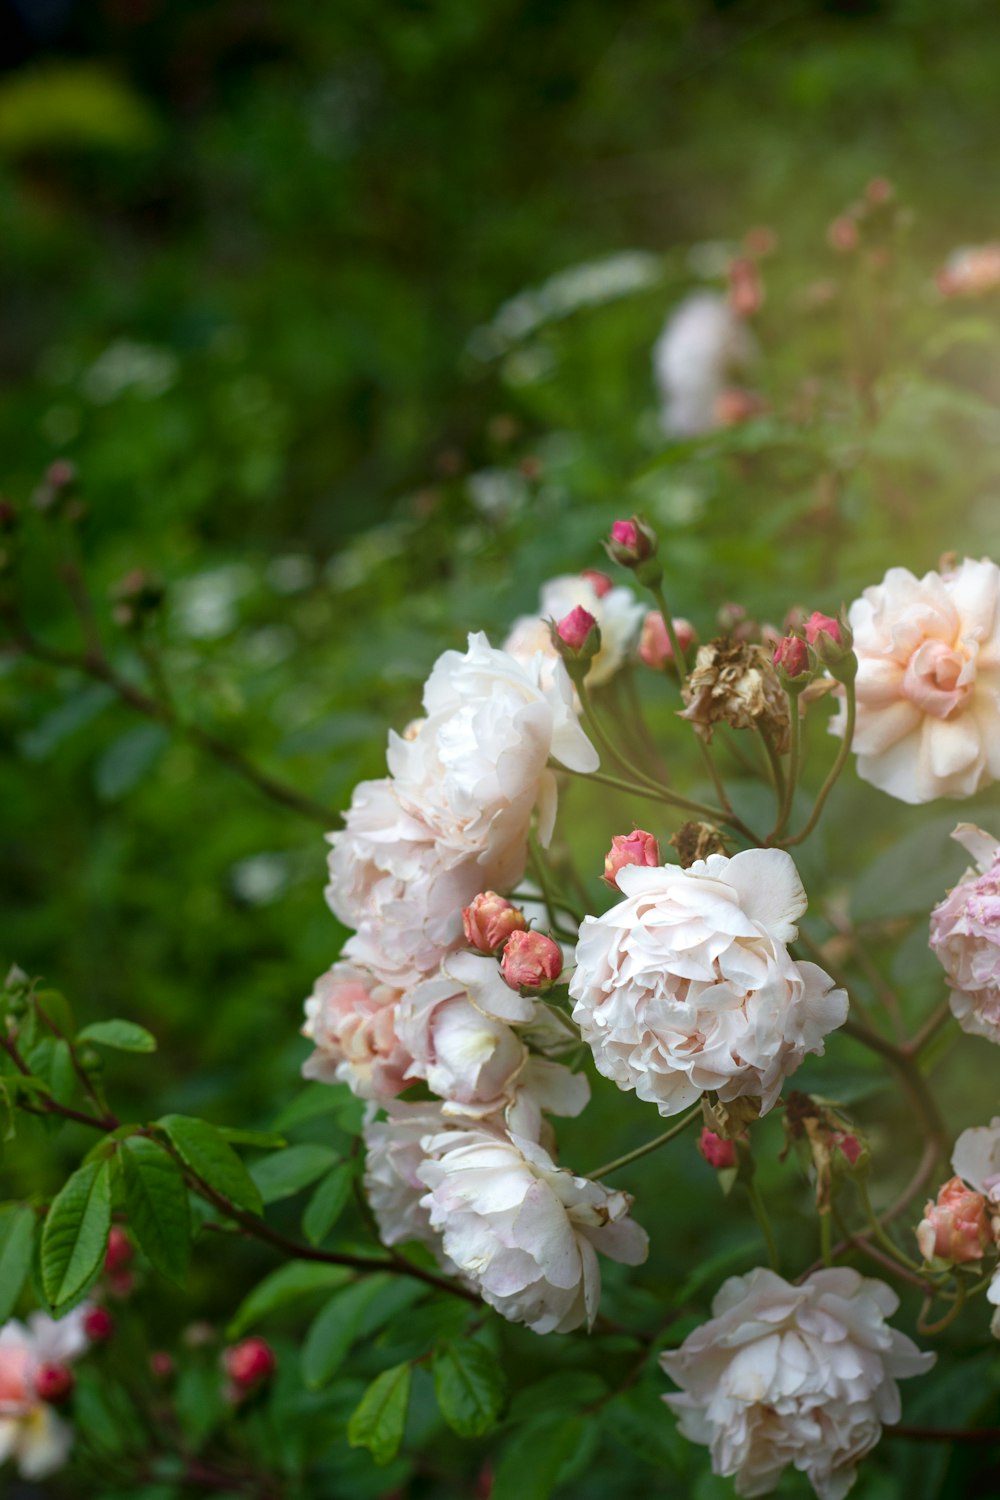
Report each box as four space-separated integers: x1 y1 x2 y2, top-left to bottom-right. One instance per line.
226 1260 354 1339
848 815 965 924
491 1414 586 1500
77 1019 157 1053
217 1126 286 1150
302 1161 354 1245
94 723 169 801
432 1340 506 1438
157 1115 262 1215
249 1143 338 1204
0 1205 35 1321
347 1363 412 1467
41 1157 112 1308
272 1082 348 1131
301 1277 389 1390
120 1136 191 1284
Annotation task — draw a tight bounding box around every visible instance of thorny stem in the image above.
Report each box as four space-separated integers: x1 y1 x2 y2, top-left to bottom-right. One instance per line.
781 678 855 847
588 1104 702 1180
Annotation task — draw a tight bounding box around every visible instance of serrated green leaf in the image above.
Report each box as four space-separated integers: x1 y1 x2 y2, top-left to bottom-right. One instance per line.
217 1126 286 1150
432 1340 506 1437
120 1136 190 1283
226 1260 354 1338
157 1115 262 1215
302 1161 353 1245
492 1413 585 1500
77 1019 157 1053
301 1276 389 1390
347 1362 411 1466
272 1082 347 1131
249 1143 338 1204
41 1157 112 1308
0 1205 36 1321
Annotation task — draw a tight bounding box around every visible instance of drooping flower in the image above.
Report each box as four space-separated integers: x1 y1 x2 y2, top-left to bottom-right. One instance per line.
661 1267 934 1500
915 1176 991 1264
504 575 644 688
0 1308 91 1480
417 1124 648 1333
569 849 847 1117
301 962 412 1100
831 559 1000 804
929 823 1000 1043
653 292 756 437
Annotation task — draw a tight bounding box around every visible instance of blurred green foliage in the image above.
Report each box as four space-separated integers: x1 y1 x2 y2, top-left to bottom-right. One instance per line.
4 1 1000 1495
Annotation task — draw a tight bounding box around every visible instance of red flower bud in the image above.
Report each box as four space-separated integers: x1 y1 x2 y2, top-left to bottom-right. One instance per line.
556 606 597 653
773 634 810 679
82 1305 116 1343
104 1225 133 1274
603 830 660 890
832 1132 862 1166
500 930 563 992
804 611 842 648
462 892 527 953
828 215 860 253
698 1128 736 1170
150 1351 175 1379
580 568 613 598
606 516 658 572
223 1337 276 1392
34 1363 75 1405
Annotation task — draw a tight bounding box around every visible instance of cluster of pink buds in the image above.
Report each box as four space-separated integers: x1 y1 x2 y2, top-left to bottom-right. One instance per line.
463 891 528 953
462 893 563 995
772 608 854 690
222 1337 276 1401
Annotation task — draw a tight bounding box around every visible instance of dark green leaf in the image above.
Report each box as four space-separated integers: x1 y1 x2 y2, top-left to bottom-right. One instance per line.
41 1157 112 1308
0 1205 35 1321
492 1414 585 1500
158 1114 262 1215
249 1143 338 1204
347 1363 412 1466
94 723 169 801
301 1277 389 1390
217 1126 286 1150
432 1340 506 1438
302 1161 354 1245
120 1136 191 1283
226 1260 353 1338
77 1019 157 1053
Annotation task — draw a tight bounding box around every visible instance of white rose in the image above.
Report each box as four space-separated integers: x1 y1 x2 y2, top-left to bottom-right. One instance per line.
569 849 847 1117
0 1307 91 1480
301 962 412 1101
652 291 755 437
417 1124 648 1334
661 1267 934 1500
951 1116 1000 1203
362 1102 461 1272
504 574 644 688
831 558 1000 804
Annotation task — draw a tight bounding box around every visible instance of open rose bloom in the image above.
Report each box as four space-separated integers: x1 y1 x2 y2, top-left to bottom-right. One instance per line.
833 559 1000 803
662 1268 934 1500
0 1309 90 1479
929 823 1000 1042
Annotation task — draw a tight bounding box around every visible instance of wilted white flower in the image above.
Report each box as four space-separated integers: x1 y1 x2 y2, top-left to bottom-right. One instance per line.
0 1308 91 1480
301 962 412 1100
653 292 755 437
832 558 1000 804
418 1124 648 1333
661 1267 934 1500
929 823 1000 1043
504 574 644 688
569 849 847 1117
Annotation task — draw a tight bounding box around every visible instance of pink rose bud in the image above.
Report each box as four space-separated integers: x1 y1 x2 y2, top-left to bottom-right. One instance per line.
866 176 893 206
556 606 598 652
462 892 527 953
916 1176 991 1264
639 611 697 670
804 611 842 648
581 568 613 598
832 1131 862 1166
606 516 659 574
108 1269 135 1299
728 256 764 317
828 215 860 253
698 1128 736 1170
500 930 563 992
611 519 640 551
34 1363 75 1405
150 1351 175 1379
714 387 766 428
82 1305 115 1343
603 830 661 890
773 633 810 679
104 1225 133 1274
223 1337 277 1392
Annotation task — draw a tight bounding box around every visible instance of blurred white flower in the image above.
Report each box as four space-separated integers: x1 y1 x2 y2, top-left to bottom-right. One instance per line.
418 1124 647 1333
0 1308 91 1480
569 849 847 1117
661 1267 934 1499
301 962 412 1101
832 559 1000 803
504 574 644 688
653 292 755 437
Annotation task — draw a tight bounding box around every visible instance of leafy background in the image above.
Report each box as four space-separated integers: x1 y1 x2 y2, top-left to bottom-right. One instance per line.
3 0 1000 1495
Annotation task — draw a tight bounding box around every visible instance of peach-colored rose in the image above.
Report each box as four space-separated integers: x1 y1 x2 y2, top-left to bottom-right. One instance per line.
916 1176 991 1263
462 892 526 953
832 559 1000 803
301 962 412 1100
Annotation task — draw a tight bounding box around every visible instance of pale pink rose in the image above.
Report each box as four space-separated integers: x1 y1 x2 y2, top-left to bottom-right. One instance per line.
638 612 696 670
462 892 525 952
951 1116 1000 1204
930 823 1000 1042
500 930 563 992
570 849 847 1117
831 559 1000 803
0 1309 91 1480
504 576 643 688
661 1267 934 1500
301 962 412 1101
603 829 661 890
417 1124 648 1333
915 1176 990 1263
362 1102 462 1272
937 244 1000 298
